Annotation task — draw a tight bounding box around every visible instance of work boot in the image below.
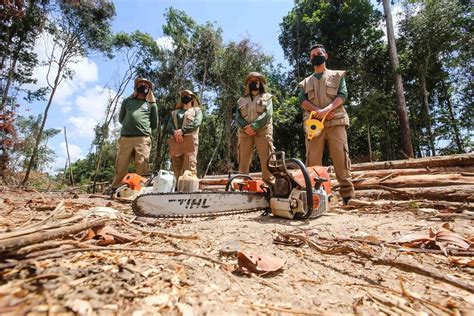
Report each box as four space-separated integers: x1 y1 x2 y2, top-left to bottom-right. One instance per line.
342 196 352 205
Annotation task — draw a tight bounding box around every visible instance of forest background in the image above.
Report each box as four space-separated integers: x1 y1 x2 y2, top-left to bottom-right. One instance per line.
0 0 472 189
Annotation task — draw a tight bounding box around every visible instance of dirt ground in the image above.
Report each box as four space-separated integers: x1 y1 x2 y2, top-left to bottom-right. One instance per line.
0 188 473 315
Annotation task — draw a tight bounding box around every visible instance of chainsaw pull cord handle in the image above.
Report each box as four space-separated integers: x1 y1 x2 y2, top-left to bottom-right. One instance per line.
285 158 313 219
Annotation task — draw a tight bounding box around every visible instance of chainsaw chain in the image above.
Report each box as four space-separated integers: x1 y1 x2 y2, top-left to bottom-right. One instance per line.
132 191 269 219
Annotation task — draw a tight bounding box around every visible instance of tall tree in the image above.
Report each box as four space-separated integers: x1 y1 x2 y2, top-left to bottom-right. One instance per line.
22 0 116 185
381 0 414 158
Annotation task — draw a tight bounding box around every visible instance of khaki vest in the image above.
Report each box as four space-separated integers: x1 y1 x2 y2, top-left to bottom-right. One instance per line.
299 70 349 127
237 92 273 128
172 107 200 143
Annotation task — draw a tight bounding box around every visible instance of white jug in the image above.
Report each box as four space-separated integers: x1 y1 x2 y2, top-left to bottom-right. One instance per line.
177 170 199 192
152 170 176 193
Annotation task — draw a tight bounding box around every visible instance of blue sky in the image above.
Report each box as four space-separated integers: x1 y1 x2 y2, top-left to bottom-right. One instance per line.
23 0 391 173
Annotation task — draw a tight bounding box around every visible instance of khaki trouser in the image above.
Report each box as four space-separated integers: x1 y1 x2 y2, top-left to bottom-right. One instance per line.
111 136 151 188
306 125 354 198
238 125 275 183
171 136 198 179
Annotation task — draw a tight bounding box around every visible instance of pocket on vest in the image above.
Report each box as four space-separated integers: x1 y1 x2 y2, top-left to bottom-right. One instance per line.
239 105 249 118
326 85 338 96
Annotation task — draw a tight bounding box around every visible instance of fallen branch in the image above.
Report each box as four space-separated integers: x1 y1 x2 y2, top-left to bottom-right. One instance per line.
0 246 225 269
0 217 112 254
21 200 65 230
349 283 454 314
279 233 474 293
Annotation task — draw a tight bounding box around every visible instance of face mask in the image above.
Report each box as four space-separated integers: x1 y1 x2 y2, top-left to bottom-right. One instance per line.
181 95 193 104
137 85 149 94
249 81 259 91
311 55 326 66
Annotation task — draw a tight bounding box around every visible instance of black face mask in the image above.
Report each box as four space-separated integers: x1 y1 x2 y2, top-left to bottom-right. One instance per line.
249 81 259 91
137 85 149 94
311 55 326 66
181 95 193 104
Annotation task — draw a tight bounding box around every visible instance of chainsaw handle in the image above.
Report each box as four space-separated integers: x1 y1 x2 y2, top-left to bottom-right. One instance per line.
285 158 314 219
225 174 253 191
266 151 288 175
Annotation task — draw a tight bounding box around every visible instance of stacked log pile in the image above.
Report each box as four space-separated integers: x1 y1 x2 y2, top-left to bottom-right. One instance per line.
200 153 474 203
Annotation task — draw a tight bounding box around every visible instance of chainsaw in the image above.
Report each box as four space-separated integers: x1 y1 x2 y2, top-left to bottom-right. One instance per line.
131 151 332 220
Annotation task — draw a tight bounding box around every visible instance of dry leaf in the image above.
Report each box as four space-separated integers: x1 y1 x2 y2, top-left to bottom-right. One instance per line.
448 257 474 267
81 225 137 246
237 251 286 275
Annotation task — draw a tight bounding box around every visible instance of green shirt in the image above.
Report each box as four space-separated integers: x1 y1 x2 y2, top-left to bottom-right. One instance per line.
166 108 203 134
235 95 273 131
119 97 158 137
298 73 347 103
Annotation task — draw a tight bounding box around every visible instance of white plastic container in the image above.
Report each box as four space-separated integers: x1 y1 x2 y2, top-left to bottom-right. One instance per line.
152 170 176 193
311 187 329 218
177 170 199 192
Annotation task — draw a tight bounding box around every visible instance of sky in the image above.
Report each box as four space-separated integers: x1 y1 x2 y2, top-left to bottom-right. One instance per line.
22 0 396 174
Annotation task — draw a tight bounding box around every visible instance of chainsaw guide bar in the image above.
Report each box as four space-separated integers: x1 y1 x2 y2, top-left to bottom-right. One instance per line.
132 191 269 219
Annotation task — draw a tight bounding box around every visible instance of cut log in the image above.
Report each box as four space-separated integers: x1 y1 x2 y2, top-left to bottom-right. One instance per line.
355 185 474 202
349 166 474 179
356 173 474 189
351 153 473 171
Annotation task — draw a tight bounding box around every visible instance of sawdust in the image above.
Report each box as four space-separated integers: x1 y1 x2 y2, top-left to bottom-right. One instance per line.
0 188 473 315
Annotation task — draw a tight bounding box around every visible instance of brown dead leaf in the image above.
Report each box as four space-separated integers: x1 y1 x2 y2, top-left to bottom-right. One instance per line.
237 252 286 275
391 224 472 251
448 257 474 267
81 225 137 246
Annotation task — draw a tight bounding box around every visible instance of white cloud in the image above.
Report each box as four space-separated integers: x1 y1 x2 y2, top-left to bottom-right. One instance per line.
59 142 83 162
156 36 175 51
67 85 116 138
26 32 99 108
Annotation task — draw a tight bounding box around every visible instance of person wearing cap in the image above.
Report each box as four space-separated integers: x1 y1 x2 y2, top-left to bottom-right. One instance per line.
166 90 202 178
236 72 275 183
298 43 354 204
110 77 158 189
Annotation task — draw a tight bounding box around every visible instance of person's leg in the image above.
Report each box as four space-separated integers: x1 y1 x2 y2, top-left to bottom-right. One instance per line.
183 146 198 176
305 129 326 166
111 137 134 188
237 130 254 174
326 126 354 200
134 136 151 176
254 129 275 183
171 154 184 179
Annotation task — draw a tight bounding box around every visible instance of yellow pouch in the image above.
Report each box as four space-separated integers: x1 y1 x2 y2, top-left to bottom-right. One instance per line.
305 111 327 140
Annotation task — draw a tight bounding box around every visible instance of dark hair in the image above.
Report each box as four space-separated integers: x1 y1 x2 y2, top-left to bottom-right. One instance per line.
309 43 326 53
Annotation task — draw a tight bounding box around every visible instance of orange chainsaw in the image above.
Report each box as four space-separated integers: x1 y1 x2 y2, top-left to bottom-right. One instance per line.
132 152 332 219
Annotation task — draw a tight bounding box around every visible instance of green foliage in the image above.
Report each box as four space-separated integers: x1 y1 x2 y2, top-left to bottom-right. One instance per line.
10 114 60 173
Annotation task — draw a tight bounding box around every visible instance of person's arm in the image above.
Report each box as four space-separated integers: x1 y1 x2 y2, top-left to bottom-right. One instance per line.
166 115 176 134
150 103 158 130
235 106 248 128
251 98 273 130
182 109 203 134
118 99 127 124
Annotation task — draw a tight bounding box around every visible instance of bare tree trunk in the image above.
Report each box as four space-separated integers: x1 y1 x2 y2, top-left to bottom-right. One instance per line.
367 123 373 162
22 58 63 185
382 0 414 159
441 80 464 153
225 97 233 172
63 126 74 187
420 75 436 156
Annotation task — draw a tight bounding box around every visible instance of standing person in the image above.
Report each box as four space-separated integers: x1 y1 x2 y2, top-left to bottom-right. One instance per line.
110 77 158 190
236 72 274 183
166 90 202 178
298 43 354 204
